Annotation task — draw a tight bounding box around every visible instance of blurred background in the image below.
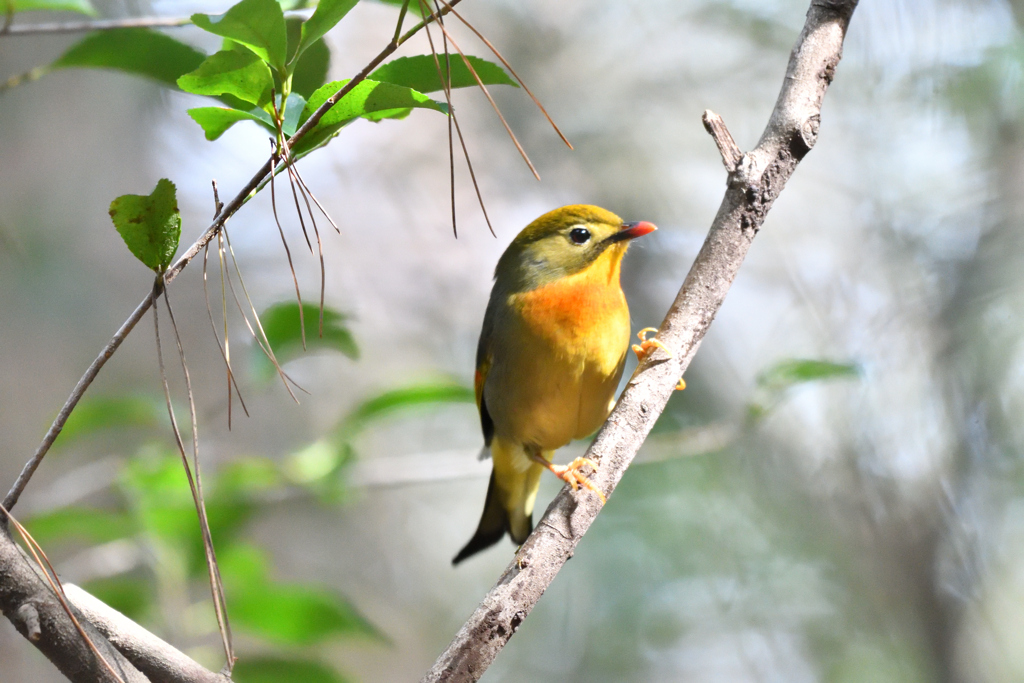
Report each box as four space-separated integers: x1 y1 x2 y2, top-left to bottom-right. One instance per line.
2 0 1023 680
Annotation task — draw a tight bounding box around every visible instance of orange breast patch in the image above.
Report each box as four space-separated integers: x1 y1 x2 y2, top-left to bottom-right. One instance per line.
512 248 628 349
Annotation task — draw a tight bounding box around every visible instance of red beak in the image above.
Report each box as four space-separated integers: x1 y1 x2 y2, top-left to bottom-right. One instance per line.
611 220 657 242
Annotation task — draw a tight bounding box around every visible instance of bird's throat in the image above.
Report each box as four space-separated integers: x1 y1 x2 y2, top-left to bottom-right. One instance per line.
511 246 629 348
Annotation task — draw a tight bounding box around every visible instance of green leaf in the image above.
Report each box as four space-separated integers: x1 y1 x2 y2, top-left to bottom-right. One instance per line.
230 581 378 645
296 0 358 61
371 0 423 16
56 394 162 446
192 0 287 72
177 48 274 107
341 383 474 435
120 454 258 575
280 92 307 136
295 78 444 153
186 106 274 140
233 657 350 683
283 438 354 488
8 0 94 15
370 54 517 94
109 178 181 272
120 454 198 542
756 359 860 391
25 507 134 546
219 542 271 589
82 578 153 623
215 458 282 497
51 28 206 88
361 107 413 122
255 302 358 379
291 35 330 99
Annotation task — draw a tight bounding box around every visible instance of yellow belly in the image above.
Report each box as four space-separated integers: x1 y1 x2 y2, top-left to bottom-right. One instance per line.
483 265 630 451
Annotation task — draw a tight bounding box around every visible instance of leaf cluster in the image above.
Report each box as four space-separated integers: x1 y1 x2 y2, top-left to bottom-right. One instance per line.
7 0 516 271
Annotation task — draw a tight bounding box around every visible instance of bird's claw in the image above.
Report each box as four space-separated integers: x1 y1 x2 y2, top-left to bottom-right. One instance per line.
632 328 686 391
551 457 606 504
631 327 669 362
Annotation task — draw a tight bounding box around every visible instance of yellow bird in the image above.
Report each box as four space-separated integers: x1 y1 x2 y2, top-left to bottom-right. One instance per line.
453 205 657 564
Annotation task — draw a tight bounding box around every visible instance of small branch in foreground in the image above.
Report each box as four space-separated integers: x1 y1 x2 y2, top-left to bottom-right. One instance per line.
422 1 859 681
64 584 232 683
0 526 148 683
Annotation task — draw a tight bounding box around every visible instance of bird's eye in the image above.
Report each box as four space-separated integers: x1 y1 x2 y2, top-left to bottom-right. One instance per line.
569 227 591 245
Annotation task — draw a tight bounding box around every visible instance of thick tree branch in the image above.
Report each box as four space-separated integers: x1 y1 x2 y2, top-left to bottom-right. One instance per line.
422 1 860 680
64 584 231 683
0 528 148 683
1 525 229 682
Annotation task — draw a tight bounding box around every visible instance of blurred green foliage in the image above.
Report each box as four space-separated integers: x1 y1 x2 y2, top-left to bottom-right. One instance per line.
255 301 360 379
23 293 480 678
8 0 94 14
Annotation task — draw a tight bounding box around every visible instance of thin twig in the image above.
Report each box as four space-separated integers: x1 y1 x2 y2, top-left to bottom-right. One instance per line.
418 0 457 236
154 282 234 669
221 226 305 400
3 0 465 510
289 164 340 234
269 142 307 350
202 243 250 427
421 0 495 236
202 182 249 428
392 0 411 44
280 147 327 336
438 2 458 237
432 20 540 180
434 0 572 149
448 75 494 236
423 1 860 680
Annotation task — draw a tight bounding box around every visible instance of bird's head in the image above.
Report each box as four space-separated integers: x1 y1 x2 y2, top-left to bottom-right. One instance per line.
494 205 656 292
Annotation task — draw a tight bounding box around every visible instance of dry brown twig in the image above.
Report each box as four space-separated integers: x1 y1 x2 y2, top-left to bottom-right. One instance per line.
0 3 468 681
2 0 468 514
423 1 860 680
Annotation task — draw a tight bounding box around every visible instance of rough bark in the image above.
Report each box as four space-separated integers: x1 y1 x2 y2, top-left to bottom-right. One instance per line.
0 527 148 683
0 526 232 683
65 585 232 683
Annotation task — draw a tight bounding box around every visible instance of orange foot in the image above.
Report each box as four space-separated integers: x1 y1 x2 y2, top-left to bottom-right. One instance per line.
529 453 606 504
631 328 686 391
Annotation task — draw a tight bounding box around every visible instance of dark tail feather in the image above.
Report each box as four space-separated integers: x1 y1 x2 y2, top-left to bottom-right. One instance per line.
452 469 528 565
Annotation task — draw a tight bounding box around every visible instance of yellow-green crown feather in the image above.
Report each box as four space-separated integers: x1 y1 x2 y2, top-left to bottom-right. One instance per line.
494 205 629 293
